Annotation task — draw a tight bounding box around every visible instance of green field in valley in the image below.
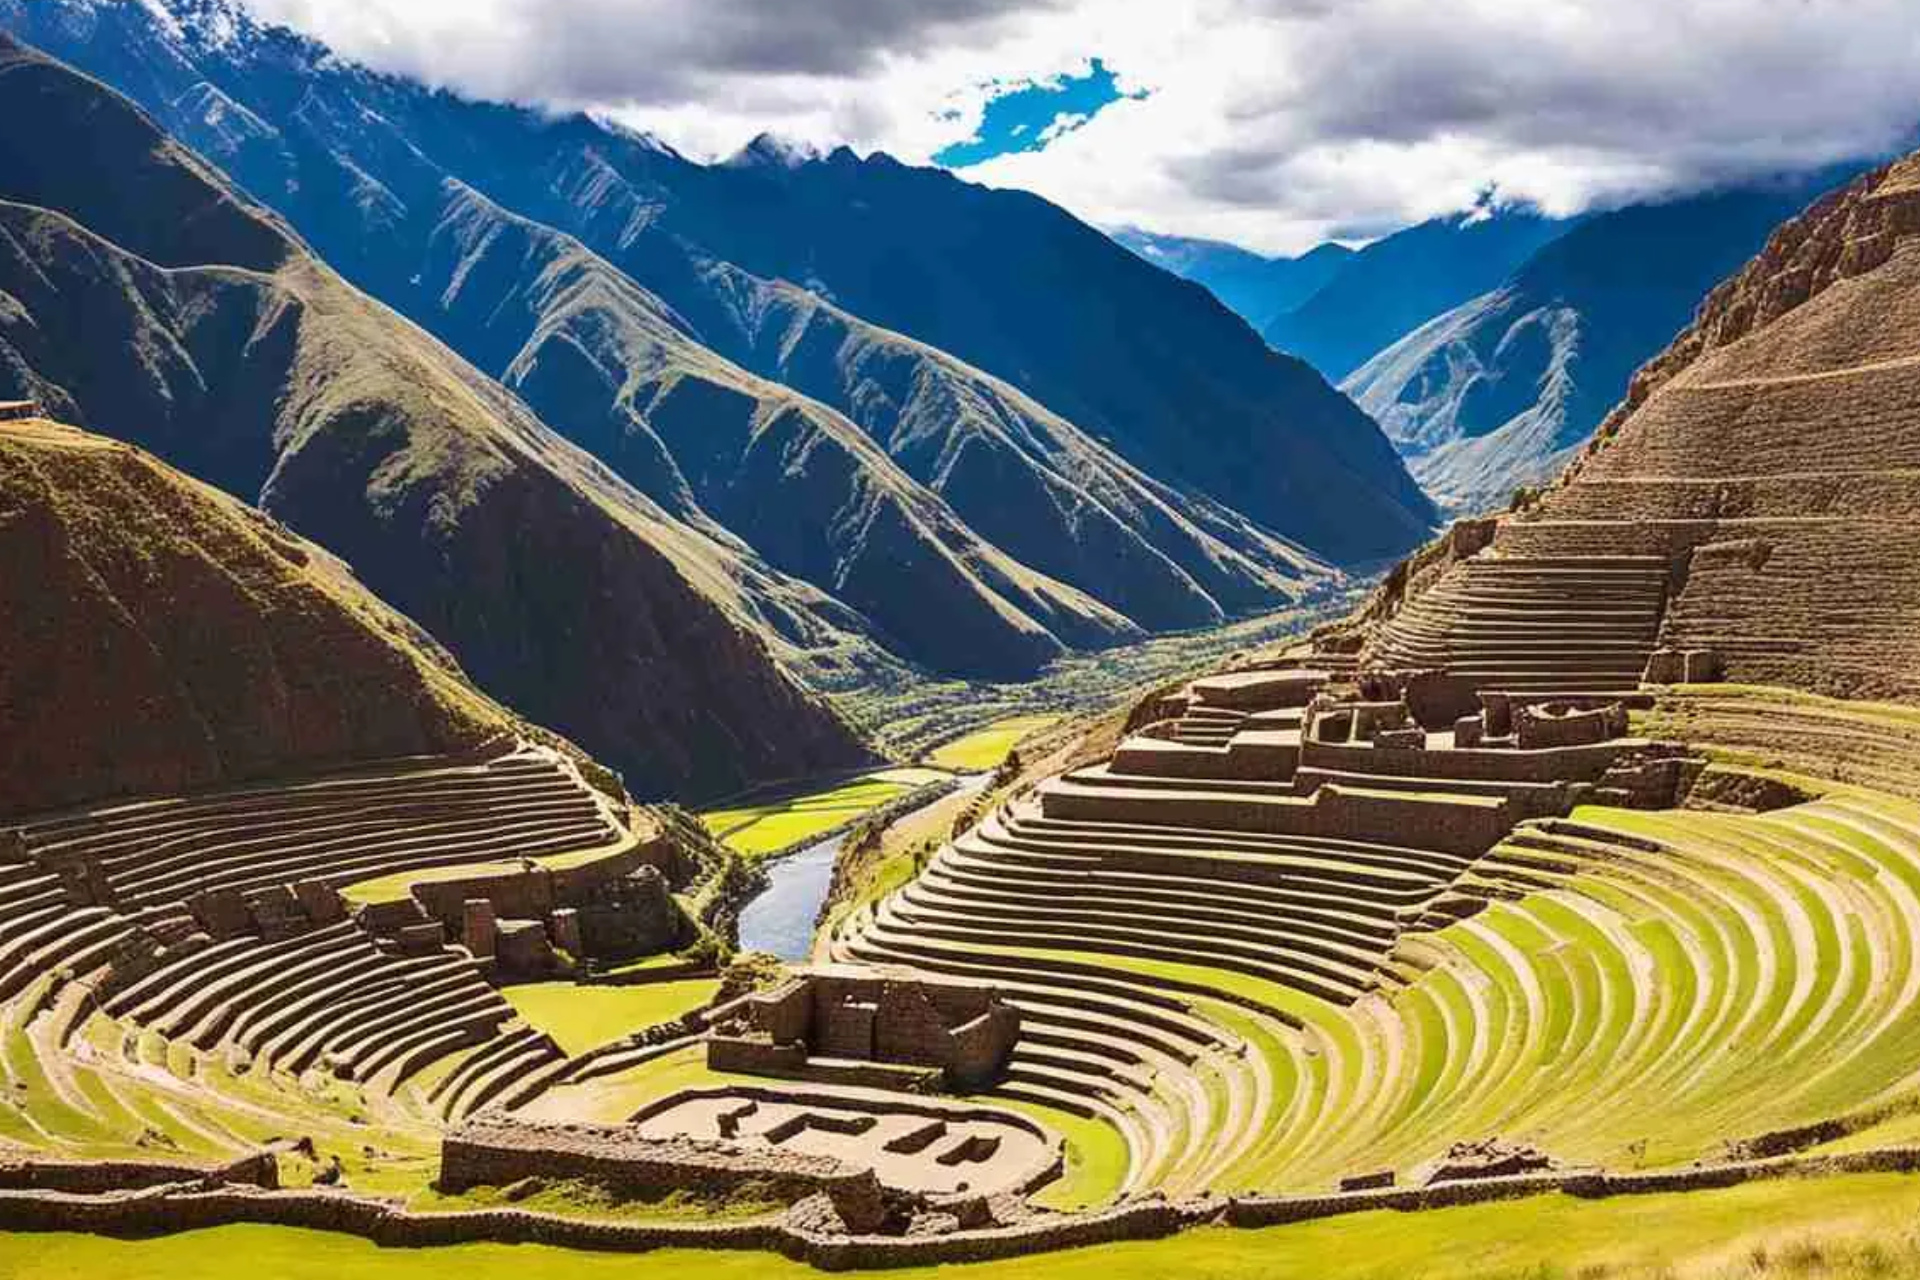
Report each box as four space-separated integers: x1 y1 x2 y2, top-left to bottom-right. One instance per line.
699 767 950 857
925 714 1062 770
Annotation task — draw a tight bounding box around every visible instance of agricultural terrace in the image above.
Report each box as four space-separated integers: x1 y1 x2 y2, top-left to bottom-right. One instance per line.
499 979 719 1057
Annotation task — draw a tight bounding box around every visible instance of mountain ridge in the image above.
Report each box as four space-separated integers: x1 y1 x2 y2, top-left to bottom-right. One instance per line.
0 30 874 800
1342 180 1839 513
2 0 1437 581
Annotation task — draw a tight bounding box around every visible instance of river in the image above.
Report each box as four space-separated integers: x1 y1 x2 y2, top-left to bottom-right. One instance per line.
736 833 846 961
734 772 992 961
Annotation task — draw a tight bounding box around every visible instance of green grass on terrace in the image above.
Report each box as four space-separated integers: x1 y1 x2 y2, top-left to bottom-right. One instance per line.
339 841 628 906
13 1171 1920 1279
499 979 718 1058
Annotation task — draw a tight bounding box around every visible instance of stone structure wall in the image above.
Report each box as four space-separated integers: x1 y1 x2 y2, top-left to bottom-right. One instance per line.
0 1151 276 1193
1514 701 1629 749
406 837 671 935
392 838 686 971
1042 780 1514 858
1299 736 1630 785
439 1117 892 1228
708 966 1020 1090
10 1144 1920 1270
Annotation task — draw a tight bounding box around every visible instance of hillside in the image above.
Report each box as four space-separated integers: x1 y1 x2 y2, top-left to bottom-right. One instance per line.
414 181 1138 676
1110 227 1354 332
0 414 516 818
1262 206 1569 381
1344 185 1824 513
1 0 1437 575
0 33 872 800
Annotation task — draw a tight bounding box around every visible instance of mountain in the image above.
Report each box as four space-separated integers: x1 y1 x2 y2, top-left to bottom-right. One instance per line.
413 180 1141 676
1395 149 1920 702
1262 206 1570 381
1343 183 1830 514
3 0 1436 580
1110 228 1354 332
0 412 520 817
0 31 872 800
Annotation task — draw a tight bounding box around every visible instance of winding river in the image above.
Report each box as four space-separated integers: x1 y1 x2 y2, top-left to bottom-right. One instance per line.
736 833 846 961
734 772 993 961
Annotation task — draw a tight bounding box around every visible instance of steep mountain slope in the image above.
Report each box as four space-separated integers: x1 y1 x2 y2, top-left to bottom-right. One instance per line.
1344 185 1825 514
3 0 1436 573
413 181 1138 674
0 32 872 800
709 269 1332 624
646 143 1436 565
1110 227 1354 332
1262 207 1569 381
0 413 517 817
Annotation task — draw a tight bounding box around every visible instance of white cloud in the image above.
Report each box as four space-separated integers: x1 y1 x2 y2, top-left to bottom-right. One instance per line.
234 0 1920 254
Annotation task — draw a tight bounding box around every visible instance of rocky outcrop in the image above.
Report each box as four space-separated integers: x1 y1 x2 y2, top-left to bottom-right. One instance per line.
1590 154 1920 440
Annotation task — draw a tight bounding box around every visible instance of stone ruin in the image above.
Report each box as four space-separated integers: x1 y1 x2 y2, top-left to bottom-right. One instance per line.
1643 647 1723 685
630 1087 1061 1201
1418 1138 1563 1186
366 856 689 981
1512 699 1630 749
436 1113 1047 1239
0 398 40 423
707 964 1020 1092
185 878 347 943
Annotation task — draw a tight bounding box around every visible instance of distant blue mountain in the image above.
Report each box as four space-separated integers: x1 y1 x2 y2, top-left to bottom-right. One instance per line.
1263 208 1573 381
1110 228 1354 332
1343 175 1849 514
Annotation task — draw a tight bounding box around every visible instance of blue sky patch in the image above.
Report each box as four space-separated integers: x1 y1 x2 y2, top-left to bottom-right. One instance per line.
934 58 1142 168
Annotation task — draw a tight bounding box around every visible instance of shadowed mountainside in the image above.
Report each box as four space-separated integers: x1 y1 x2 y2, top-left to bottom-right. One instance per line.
0 33 872 800
1 0 1436 577
1343 184 1829 514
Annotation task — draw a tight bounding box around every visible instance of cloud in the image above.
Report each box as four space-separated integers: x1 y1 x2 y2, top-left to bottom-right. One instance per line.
233 0 1920 253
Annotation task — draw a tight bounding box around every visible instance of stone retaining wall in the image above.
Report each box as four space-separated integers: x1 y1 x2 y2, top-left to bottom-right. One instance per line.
1043 780 1514 857
8 1145 1920 1270
439 1117 874 1204
0 1151 276 1193
1299 737 1634 785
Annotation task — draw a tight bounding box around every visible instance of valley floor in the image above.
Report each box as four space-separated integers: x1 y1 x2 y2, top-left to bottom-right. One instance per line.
837 591 1360 761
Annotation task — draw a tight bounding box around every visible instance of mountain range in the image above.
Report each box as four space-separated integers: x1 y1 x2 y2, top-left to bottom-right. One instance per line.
3 0 1436 684
1134 179 1854 516
1110 228 1354 335
0 30 872 800
1343 182 1831 512
1262 206 1571 383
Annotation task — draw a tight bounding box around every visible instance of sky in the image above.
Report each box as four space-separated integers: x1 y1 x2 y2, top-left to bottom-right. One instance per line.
239 0 1920 256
